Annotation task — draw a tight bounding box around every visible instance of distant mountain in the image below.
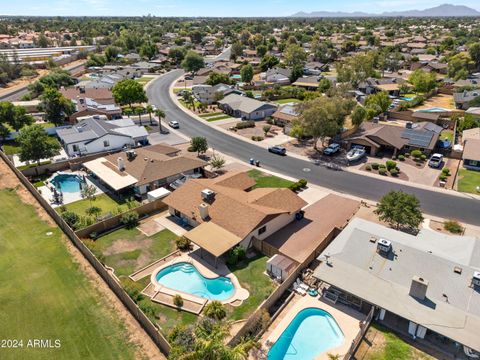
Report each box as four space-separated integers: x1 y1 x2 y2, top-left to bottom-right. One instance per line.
291 4 480 18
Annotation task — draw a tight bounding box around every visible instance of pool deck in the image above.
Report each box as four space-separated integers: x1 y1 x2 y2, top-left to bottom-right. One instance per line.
259 294 366 360
135 252 249 312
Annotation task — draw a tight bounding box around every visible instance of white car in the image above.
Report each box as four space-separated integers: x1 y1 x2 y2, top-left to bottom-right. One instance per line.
168 120 180 129
428 153 444 168
346 147 366 162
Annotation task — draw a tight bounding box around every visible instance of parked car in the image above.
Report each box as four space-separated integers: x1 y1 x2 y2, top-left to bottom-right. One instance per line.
168 120 180 129
268 145 287 156
346 146 366 162
170 173 203 190
184 75 193 80
323 143 341 156
428 153 444 168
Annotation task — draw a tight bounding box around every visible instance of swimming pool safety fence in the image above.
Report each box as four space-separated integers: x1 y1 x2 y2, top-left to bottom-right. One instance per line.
343 305 375 360
0 150 172 356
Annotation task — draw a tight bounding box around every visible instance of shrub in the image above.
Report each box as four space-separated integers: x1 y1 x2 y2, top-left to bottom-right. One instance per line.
420 154 426 161
366 164 372 171
378 168 387 175
404 152 410 158
139 301 157 321
203 301 227 320
371 163 380 170
441 167 450 176
121 278 144 302
386 160 397 170
411 150 422 159
398 155 405 161
444 220 463 234
251 136 264 141
61 211 79 229
389 168 399 176
379 164 386 169
176 236 192 251
83 239 105 263
89 232 97 240
298 179 308 188
289 182 301 192
120 211 139 229
235 120 255 129
439 174 447 182
226 245 246 265
173 294 183 308
86 206 102 216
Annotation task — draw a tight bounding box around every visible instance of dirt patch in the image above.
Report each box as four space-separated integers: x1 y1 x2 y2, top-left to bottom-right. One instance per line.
0 157 166 360
104 238 153 256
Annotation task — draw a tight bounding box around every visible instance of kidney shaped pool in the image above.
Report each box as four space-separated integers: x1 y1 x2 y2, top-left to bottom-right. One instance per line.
268 307 344 360
154 262 235 301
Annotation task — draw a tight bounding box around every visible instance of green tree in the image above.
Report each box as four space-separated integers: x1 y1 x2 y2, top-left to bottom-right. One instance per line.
145 104 154 125
205 72 231 86
260 54 279 72
469 42 480 70
374 191 424 231
17 125 60 173
256 44 268 58
134 106 145 126
408 69 437 93
39 87 75 126
203 301 226 321
351 105 366 127
112 79 147 109
139 42 157 60
155 108 166 133
365 92 391 114
104 45 120 62
9 106 34 132
336 52 376 87
230 41 244 61
168 47 187 65
190 136 208 156
240 64 254 83
448 53 472 81
37 34 49 48
181 51 204 75
283 44 307 67
290 64 304 83
81 184 97 209
209 155 226 173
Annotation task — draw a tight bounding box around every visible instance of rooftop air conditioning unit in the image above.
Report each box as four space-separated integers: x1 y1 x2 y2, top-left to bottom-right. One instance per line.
201 189 216 202
473 271 480 287
377 238 392 254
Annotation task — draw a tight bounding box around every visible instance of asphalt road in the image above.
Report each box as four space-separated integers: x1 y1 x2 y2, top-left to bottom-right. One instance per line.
0 62 85 101
147 69 480 225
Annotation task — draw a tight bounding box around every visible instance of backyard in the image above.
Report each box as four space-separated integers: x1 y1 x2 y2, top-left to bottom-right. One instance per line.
355 324 434 360
457 168 480 194
273 98 301 105
0 189 141 360
248 169 295 188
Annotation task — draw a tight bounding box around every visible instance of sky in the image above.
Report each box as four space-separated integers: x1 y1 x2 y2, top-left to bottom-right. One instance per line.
0 0 479 17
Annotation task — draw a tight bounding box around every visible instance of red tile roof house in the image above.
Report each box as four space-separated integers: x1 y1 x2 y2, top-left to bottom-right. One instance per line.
162 172 307 266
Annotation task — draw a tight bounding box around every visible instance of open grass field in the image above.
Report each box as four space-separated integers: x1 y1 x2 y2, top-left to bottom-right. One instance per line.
248 169 295 189
457 168 480 194
0 189 139 360
273 98 301 104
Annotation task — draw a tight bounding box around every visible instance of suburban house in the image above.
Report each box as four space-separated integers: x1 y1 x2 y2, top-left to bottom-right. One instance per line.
57 115 148 157
192 83 242 105
346 121 442 156
261 67 292 84
454 90 480 110
462 128 480 171
313 218 480 354
292 76 320 90
217 94 277 120
84 144 206 197
272 103 299 132
60 86 122 123
162 172 307 266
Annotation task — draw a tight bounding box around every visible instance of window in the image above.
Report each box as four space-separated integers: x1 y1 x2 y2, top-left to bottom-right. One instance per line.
258 226 266 235
72 144 79 152
103 140 110 147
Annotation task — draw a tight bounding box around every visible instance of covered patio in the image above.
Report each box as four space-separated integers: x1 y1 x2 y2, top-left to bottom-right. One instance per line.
184 222 243 267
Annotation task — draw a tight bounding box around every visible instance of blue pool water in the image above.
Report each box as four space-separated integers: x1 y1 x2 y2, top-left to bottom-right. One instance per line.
417 107 449 113
51 174 82 193
400 96 414 101
268 308 344 360
155 263 235 301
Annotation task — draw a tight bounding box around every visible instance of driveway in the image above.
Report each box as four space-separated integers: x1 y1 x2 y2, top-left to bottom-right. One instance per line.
148 131 188 146
146 70 480 225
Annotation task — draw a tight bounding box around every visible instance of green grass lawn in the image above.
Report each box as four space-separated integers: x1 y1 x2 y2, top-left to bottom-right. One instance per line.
248 169 295 189
2 140 21 155
205 115 232 122
0 189 140 360
457 168 480 194
273 98 301 104
94 227 178 277
227 255 275 320
173 88 190 94
363 324 433 360
135 76 154 85
57 193 140 226
199 112 224 118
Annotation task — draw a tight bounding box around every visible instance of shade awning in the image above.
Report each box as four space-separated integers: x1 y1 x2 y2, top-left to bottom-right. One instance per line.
84 157 137 191
184 222 242 258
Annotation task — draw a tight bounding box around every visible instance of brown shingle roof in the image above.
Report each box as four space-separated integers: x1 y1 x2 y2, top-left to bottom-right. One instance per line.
463 139 480 161
163 172 307 239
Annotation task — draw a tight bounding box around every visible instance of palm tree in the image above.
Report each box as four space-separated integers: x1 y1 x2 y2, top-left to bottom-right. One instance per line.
135 106 145 126
203 301 226 321
155 108 166 133
146 104 154 125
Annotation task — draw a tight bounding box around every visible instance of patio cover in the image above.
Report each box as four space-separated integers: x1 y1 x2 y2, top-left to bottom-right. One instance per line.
184 222 242 258
84 157 137 191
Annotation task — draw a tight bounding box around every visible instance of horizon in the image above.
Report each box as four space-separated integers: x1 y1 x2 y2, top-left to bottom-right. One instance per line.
1 1 479 17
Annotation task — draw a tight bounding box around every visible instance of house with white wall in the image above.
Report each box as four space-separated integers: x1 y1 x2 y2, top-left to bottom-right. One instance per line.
56 115 148 157
162 172 307 266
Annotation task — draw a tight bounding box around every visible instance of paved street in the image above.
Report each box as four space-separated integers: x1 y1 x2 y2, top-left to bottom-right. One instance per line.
147 69 480 225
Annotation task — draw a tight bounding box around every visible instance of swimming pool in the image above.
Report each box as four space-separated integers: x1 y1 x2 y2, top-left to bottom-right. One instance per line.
400 96 414 101
51 174 82 193
268 308 344 360
417 107 450 113
155 262 235 301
